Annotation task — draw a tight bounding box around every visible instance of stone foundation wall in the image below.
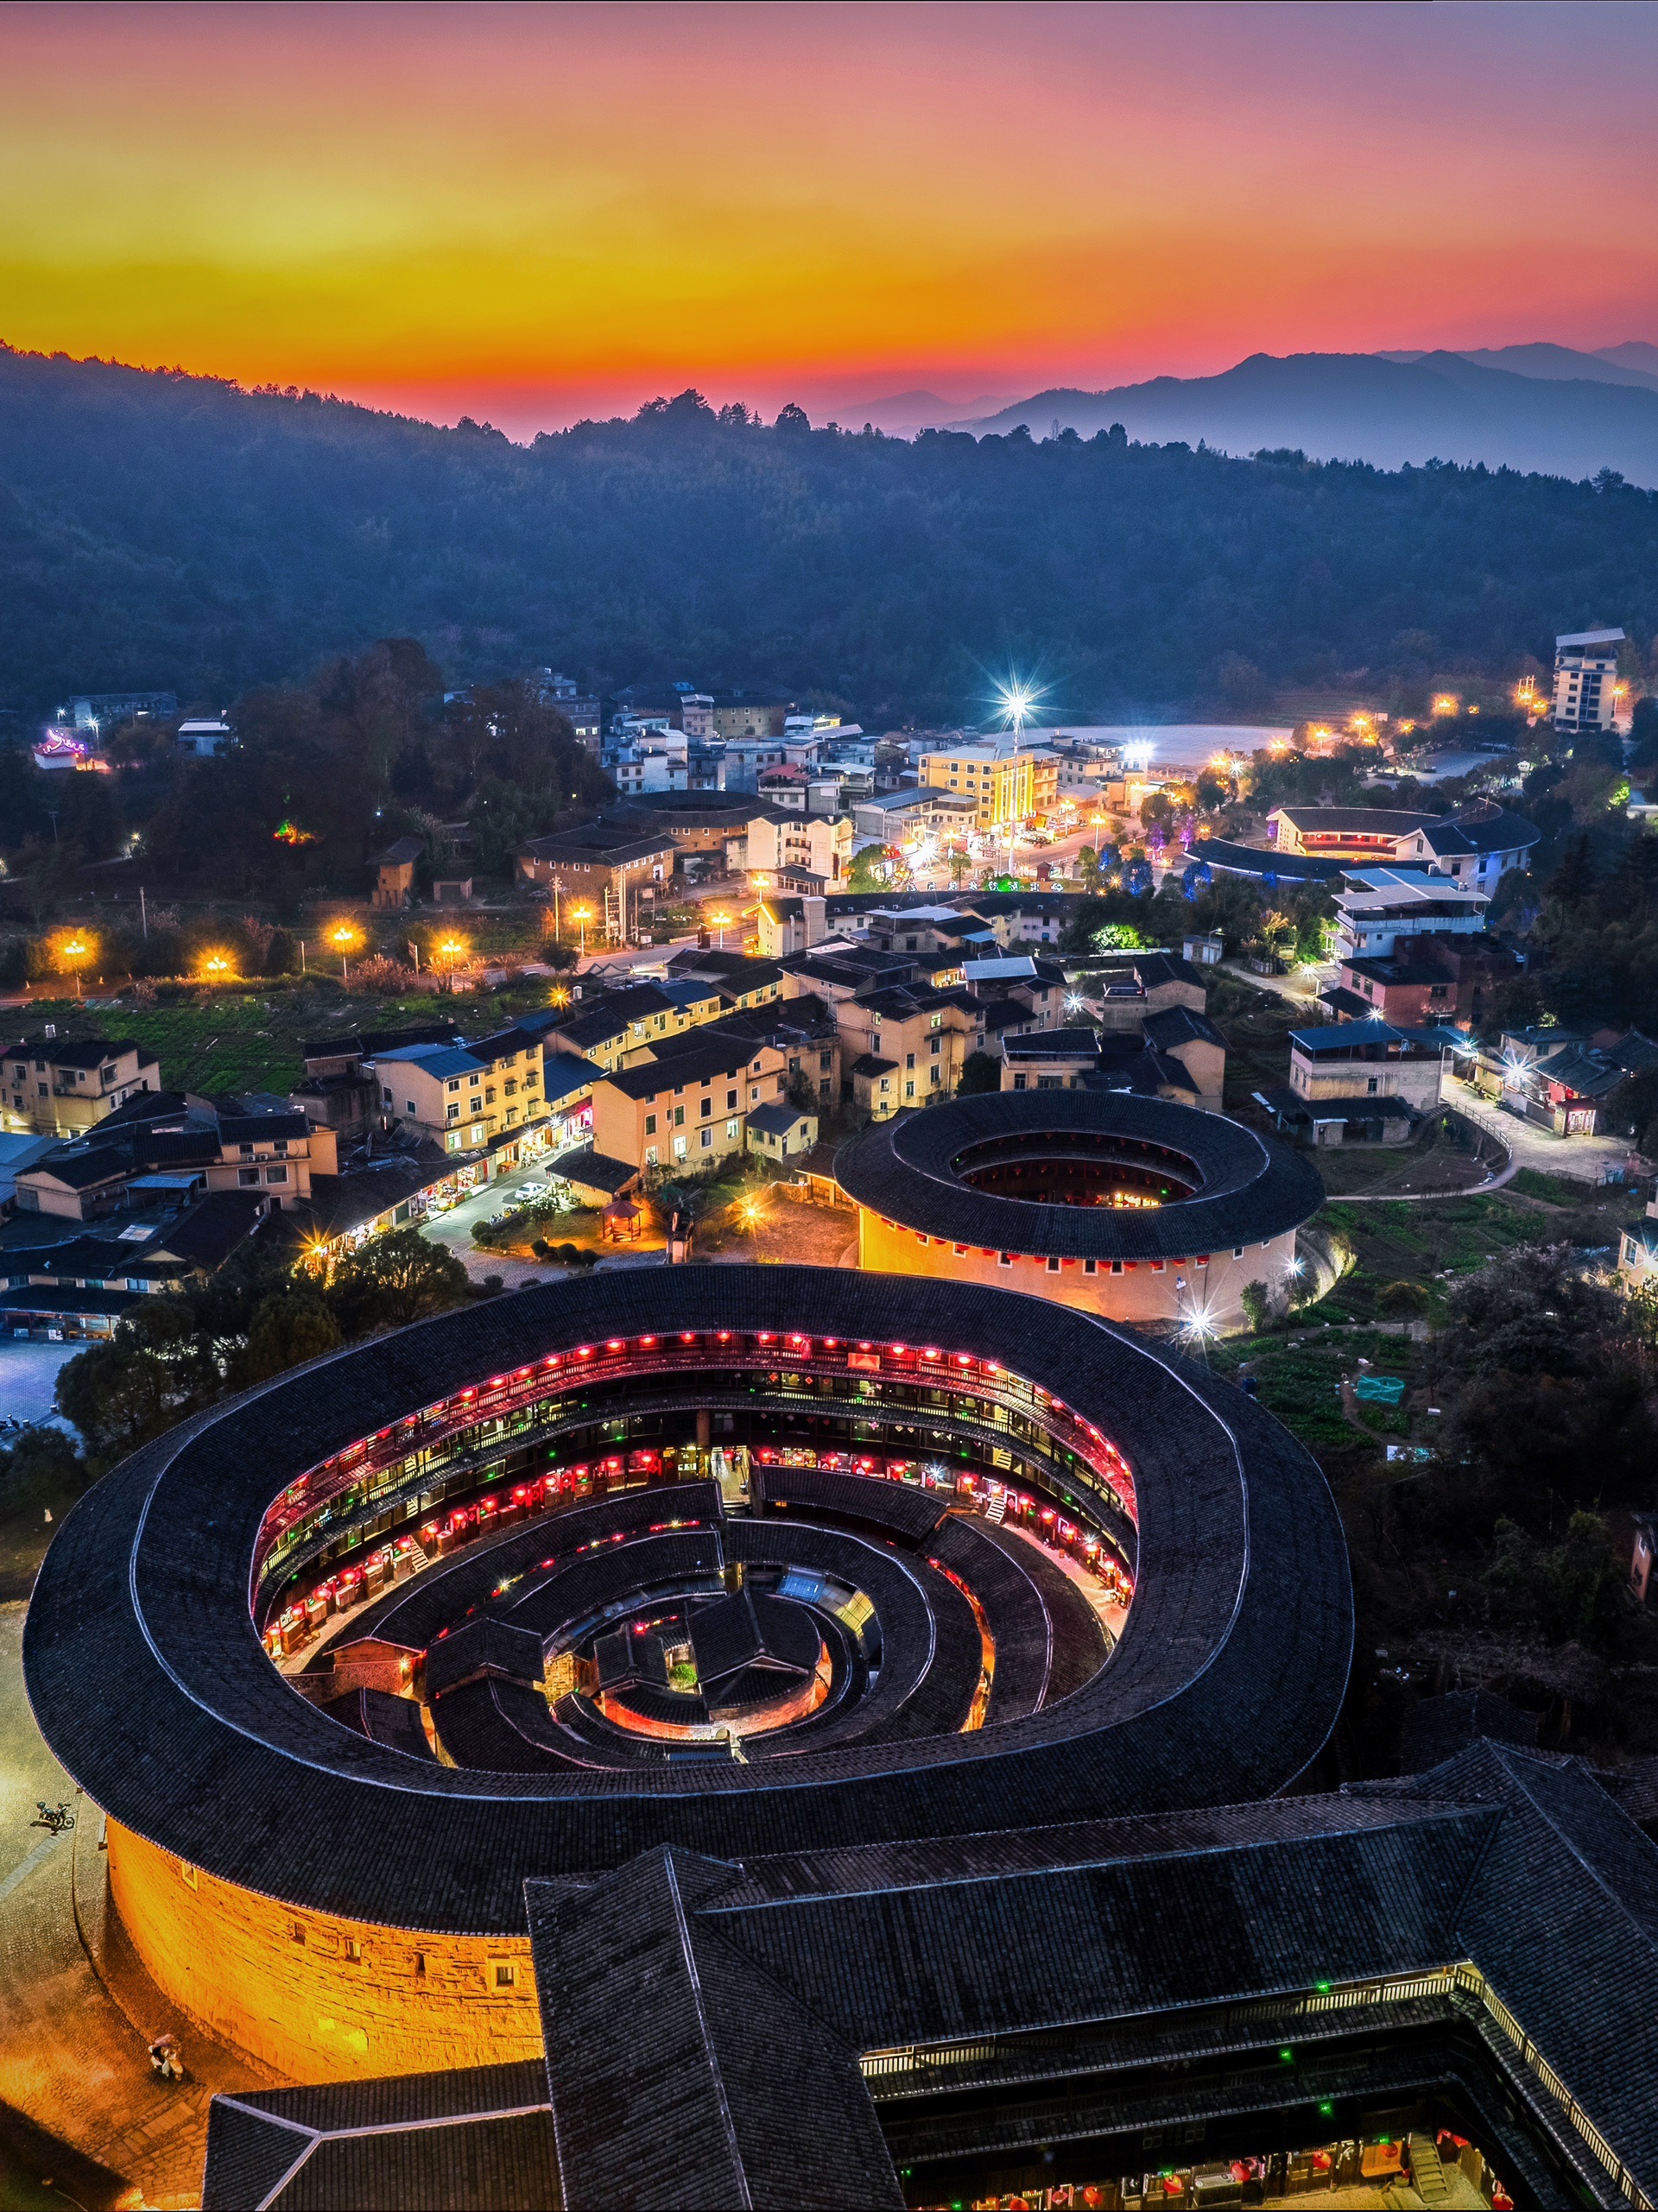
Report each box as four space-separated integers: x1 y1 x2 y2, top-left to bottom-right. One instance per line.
107 1820 540 2082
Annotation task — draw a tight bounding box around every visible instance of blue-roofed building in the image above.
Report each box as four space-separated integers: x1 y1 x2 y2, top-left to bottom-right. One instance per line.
364 1027 547 1156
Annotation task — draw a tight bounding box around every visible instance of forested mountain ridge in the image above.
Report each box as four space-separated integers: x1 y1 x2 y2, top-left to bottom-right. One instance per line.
965 349 1658 484
4 344 1658 724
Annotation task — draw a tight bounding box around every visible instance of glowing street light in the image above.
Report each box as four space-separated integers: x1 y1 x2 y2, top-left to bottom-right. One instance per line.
994 675 1043 875
58 932 94 1000
709 910 735 950
199 951 233 984
436 934 467 975
330 921 361 981
570 903 594 958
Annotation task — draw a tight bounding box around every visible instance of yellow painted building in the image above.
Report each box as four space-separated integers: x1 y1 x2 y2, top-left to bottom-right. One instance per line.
2 1036 160 1137
918 743 1036 830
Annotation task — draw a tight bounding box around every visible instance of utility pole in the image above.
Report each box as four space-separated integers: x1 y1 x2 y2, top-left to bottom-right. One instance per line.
139 885 148 939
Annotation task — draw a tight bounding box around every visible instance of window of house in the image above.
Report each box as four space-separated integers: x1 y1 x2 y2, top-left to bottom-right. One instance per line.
383 1086 394 1105
700 1097 712 1117
447 1078 460 1092
1111 1260 1124 1274
645 1114 657 1135
345 1938 363 1962
495 1962 517 1988
674 1105 686 1126
265 1166 288 1184
997 1251 1013 1267
673 1134 687 1159
725 1119 738 1140
238 1167 260 1186
1084 1258 1098 1275
905 1080 915 1099
1366 1077 1378 1095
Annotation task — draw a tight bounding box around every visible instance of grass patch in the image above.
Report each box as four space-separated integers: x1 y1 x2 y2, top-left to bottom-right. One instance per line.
17 980 572 1097
1509 1166 1612 1205
1317 1195 1543 1282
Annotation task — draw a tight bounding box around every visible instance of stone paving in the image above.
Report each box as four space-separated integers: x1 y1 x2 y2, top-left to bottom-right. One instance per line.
0 1602 279 2209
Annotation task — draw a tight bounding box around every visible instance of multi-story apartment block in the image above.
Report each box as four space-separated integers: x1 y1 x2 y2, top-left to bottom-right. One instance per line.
710 692 795 741
368 1027 545 1154
836 986 983 1117
2 1036 161 1138
590 1032 790 1174
743 808 853 888
1553 627 1630 735
917 741 1035 831
13 1092 335 1220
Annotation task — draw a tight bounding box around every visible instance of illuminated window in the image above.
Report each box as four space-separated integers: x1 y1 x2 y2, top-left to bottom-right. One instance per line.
495 1962 517 1988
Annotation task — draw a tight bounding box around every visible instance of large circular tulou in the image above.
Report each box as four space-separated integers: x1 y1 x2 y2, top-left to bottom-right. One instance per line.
835 1090 1326 1326
24 1266 1351 2081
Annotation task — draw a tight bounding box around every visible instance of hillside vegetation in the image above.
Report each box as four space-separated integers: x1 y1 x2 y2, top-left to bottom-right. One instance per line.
4 348 1658 722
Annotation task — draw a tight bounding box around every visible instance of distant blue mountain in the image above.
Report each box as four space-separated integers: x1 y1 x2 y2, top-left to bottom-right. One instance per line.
961 349 1658 484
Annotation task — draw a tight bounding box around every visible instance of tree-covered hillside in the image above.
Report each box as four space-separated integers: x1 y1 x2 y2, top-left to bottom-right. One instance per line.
3 347 1658 722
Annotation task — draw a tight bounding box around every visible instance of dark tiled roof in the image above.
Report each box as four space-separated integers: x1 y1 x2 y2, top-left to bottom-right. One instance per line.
148 1191 268 1272
1358 1742 1658 2187
425 1618 547 1702
747 1100 809 1138
23 1270 1351 1927
203 2062 555 2212
1142 1004 1226 1052
1002 1028 1102 1061
1199 837 1345 882
16 1146 135 1191
754 1464 949 1545
835 1092 1323 1262
526 1851 903 2210
601 1040 756 1098
4 1034 148 1069
547 1145 637 1195
1401 1690 1540 1772
96 1088 192 1130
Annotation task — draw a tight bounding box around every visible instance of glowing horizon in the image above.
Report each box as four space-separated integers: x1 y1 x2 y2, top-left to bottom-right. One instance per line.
3 1 1655 439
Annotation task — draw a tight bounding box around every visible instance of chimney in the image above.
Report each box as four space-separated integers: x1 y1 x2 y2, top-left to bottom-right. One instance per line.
803 895 828 949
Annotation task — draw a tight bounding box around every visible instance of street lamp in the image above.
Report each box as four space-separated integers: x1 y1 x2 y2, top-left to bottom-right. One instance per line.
995 677 1041 880
709 910 734 951
437 935 467 975
200 951 232 984
60 932 93 1001
330 922 359 981
570 904 593 959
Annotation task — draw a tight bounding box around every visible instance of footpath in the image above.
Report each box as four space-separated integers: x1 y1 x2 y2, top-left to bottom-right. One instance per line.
0 1603 277 2209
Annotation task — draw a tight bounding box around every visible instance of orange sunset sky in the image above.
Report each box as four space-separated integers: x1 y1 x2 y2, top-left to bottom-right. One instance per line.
3 1 1655 437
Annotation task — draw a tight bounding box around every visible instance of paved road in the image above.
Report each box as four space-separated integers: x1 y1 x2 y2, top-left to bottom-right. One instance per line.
0 1344 82 1430
0 1604 275 2208
1443 1082 1636 1182
420 1157 672 1286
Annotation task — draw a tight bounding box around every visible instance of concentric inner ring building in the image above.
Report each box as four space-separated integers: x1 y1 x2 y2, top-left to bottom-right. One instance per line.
26 1267 1658 2210
835 1092 1325 1328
